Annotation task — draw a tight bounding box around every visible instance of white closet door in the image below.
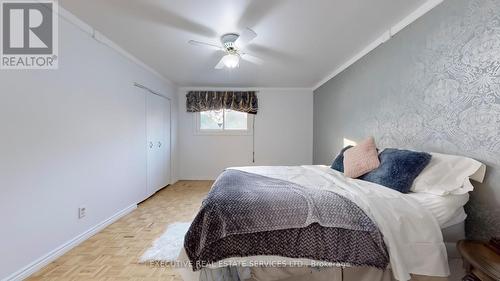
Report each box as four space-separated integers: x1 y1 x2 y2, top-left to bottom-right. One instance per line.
146 93 171 196
146 93 161 196
160 97 171 188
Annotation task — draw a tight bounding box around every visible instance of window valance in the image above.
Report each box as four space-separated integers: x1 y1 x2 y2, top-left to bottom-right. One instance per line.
186 91 258 115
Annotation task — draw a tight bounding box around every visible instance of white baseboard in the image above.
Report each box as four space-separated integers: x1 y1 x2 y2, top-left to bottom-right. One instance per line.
3 204 137 281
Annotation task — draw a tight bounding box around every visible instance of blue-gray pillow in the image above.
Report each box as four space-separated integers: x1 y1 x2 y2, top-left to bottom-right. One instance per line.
331 145 353 172
360 148 432 193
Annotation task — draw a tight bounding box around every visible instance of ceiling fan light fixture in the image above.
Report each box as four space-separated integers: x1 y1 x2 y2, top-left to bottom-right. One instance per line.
189 28 261 69
222 54 240 68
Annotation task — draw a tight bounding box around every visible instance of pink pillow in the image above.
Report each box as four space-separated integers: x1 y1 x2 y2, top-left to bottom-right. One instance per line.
343 137 380 178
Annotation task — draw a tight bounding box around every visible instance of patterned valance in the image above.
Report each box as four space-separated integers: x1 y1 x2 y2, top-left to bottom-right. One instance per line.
186 91 258 115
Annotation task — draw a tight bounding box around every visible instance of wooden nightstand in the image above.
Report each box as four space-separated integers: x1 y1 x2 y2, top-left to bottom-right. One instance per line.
457 240 500 281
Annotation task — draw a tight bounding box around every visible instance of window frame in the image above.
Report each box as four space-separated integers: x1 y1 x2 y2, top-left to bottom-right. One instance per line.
194 109 253 136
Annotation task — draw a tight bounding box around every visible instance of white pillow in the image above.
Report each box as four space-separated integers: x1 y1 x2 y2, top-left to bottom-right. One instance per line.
411 152 486 195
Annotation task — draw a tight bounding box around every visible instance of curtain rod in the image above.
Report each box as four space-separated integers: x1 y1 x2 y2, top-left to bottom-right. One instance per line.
134 82 171 100
187 90 260 93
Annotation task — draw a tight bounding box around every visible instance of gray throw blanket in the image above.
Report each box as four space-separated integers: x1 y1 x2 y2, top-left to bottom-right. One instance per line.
184 170 388 271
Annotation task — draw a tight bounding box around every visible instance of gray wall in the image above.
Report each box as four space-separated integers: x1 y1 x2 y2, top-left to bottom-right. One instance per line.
313 0 500 240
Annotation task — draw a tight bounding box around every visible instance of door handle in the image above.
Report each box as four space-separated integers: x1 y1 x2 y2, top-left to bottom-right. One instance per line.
149 142 154 149
158 141 162 148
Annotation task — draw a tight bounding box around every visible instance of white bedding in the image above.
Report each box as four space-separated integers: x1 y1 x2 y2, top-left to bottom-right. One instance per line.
407 192 468 228
230 165 450 280
233 165 468 229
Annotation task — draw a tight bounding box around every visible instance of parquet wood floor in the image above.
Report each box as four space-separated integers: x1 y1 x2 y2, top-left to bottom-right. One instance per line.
27 181 212 281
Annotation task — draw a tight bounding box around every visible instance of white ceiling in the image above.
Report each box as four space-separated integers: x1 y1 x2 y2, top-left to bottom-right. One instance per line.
59 0 427 87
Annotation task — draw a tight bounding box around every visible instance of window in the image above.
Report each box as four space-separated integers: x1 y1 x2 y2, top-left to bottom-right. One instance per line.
343 138 357 147
196 109 252 135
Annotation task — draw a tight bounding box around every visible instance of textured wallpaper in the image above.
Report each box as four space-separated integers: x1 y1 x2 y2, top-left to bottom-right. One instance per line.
366 0 500 160
314 0 500 239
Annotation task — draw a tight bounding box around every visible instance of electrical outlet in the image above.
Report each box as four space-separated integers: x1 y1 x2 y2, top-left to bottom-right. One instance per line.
78 206 87 219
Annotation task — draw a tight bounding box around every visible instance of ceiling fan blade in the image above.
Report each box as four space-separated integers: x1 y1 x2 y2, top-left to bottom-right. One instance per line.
214 57 225 69
188 40 224 51
241 53 263 65
235 28 257 48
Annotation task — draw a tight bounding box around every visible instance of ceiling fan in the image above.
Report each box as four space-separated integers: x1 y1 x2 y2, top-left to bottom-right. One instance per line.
188 28 263 69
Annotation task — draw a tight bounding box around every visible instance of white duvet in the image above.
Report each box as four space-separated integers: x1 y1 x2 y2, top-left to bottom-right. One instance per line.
229 165 450 281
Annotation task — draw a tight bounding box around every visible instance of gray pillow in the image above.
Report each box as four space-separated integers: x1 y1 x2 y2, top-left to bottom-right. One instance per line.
360 148 432 193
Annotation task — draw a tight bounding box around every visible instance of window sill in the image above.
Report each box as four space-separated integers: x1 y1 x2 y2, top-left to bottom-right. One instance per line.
194 130 253 136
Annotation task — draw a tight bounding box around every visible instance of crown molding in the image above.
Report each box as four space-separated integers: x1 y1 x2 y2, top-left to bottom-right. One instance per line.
179 86 313 92
55 5 176 88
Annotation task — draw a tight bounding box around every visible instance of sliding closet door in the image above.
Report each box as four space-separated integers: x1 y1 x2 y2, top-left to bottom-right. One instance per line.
146 93 171 197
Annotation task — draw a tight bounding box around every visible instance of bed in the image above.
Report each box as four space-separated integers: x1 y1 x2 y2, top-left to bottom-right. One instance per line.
176 163 480 281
